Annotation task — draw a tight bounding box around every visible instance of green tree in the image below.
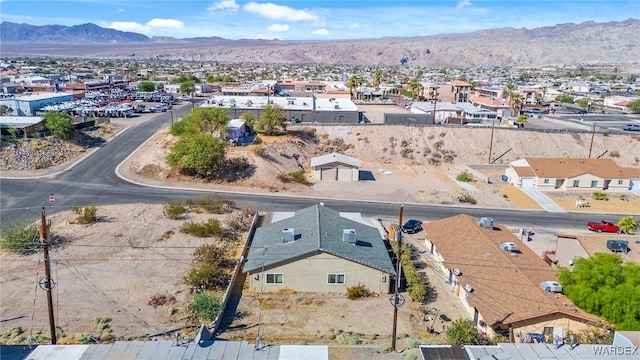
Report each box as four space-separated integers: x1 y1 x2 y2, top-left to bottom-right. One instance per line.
193 107 228 137
575 98 589 109
373 69 382 87
166 133 228 177
180 81 196 96
511 93 524 116
446 319 483 345
137 80 155 92
558 253 640 330
627 99 640 114
254 105 286 135
505 82 515 114
540 86 548 103
555 94 574 104
239 111 257 128
408 78 423 100
43 111 74 140
618 217 638 234
170 113 204 137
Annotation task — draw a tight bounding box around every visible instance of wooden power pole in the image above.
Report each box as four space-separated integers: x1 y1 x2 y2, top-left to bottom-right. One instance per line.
588 123 596 158
488 122 495 164
391 204 404 352
39 208 57 344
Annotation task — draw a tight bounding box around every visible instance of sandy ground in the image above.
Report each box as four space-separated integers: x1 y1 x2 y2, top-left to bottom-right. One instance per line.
2 112 640 351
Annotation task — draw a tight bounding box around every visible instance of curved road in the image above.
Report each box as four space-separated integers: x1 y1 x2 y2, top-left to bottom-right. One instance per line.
0 106 620 230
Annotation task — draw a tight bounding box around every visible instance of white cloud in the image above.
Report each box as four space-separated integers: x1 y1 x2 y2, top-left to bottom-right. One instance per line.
312 28 329 36
267 24 290 32
117 8 126 13
456 0 472 9
106 18 184 35
207 0 239 12
244 2 318 21
349 23 360 29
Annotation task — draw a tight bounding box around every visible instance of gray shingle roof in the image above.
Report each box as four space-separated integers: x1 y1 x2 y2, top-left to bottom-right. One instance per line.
243 204 394 274
310 152 361 168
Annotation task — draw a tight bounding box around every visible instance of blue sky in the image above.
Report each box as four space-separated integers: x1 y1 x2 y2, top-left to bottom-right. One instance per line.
0 0 638 40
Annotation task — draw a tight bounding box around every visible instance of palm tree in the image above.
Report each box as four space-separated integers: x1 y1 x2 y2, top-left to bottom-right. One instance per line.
505 82 515 116
347 76 358 100
540 86 548 103
373 69 382 87
515 114 528 128
408 79 423 100
617 217 638 234
511 94 524 116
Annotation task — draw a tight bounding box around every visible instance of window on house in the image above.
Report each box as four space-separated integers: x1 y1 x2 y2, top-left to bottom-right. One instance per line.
544 179 550 184
573 180 580 187
328 273 345 284
591 180 598 188
266 273 283 284
618 180 624 185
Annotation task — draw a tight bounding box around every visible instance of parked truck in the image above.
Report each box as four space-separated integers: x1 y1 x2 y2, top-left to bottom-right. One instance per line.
587 220 620 233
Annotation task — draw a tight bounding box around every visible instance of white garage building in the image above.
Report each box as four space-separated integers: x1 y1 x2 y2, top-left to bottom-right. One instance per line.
310 152 361 181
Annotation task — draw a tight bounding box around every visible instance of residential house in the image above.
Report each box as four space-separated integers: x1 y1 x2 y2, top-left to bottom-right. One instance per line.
226 119 246 142
423 214 605 341
452 80 472 103
310 152 361 181
504 158 640 192
243 204 395 294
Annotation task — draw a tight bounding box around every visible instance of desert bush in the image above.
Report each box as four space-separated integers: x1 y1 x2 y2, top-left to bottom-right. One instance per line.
457 194 477 204
190 291 222 321
380 345 392 354
93 317 111 333
224 207 257 235
0 327 27 345
346 283 370 300
456 171 474 182
252 145 267 157
405 338 421 348
185 244 234 290
404 354 418 360
0 220 39 255
252 136 263 144
180 219 223 238
71 205 98 224
289 170 310 185
433 140 445 150
149 293 177 308
163 200 186 219
185 195 235 213
592 191 608 201
609 150 620 158
341 332 363 345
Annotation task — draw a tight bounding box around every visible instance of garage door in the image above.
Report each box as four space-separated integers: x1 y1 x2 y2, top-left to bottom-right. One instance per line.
521 178 534 188
321 167 337 180
631 179 640 191
337 168 354 181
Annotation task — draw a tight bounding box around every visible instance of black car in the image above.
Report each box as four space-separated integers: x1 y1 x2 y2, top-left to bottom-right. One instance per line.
575 109 587 114
402 219 423 234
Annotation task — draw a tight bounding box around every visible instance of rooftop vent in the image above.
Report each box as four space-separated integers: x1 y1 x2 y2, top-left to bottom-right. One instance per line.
453 269 462 276
464 284 474 293
282 228 295 243
500 242 518 252
343 229 356 244
477 217 494 229
334 103 340 109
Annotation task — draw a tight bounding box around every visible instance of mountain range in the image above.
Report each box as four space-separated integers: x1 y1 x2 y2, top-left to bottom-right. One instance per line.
1 19 639 68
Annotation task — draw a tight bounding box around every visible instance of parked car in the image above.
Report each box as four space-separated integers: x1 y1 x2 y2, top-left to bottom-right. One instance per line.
540 281 563 293
575 109 588 114
402 219 423 234
587 220 620 233
606 240 629 253
623 124 640 131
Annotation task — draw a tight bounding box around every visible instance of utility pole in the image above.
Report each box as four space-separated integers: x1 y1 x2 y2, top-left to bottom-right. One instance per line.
488 121 495 164
391 204 404 352
391 224 403 352
39 208 57 344
588 123 596 158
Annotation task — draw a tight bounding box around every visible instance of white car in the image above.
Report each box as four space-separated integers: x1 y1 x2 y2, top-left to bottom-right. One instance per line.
623 124 640 131
540 281 562 293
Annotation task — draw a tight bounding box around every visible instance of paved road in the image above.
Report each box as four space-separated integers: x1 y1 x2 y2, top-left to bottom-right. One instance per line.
0 107 625 231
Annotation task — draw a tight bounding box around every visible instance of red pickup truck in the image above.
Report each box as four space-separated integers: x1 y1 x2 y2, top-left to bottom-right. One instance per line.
587 220 620 233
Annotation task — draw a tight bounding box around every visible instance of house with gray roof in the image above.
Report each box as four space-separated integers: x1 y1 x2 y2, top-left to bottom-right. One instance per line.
243 204 395 294
310 152 361 181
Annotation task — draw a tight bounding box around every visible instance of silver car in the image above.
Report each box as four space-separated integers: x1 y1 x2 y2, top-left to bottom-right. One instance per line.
623 124 640 131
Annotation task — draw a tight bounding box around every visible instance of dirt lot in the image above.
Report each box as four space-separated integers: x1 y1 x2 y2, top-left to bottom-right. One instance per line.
2 112 640 353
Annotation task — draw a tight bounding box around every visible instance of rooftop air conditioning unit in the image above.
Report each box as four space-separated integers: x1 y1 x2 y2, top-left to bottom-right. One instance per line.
453 269 462 276
334 104 340 109
282 228 295 243
477 217 494 229
464 284 473 293
500 242 518 252
343 229 356 244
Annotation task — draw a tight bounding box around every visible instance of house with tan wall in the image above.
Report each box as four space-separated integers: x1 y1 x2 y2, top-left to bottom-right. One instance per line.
504 158 640 192
423 215 606 342
243 204 395 295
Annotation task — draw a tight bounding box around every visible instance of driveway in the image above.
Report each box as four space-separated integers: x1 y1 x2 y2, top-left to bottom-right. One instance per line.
518 187 566 213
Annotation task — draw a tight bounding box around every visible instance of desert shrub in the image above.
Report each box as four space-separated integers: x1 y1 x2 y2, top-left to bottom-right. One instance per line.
74 333 93 344
252 136 263 144
456 171 474 182
433 140 445 150
405 338 421 348
93 317 111 333
0 327 27 345
252 145 266 157
404 354 418 360
185 244 233 290
180 218 223 238
428 157 442 166
380 345 392 354
71 205 98 224
341 332 363 345
592 191 608 201
224 207 257 235
149 293 176 308
0 220 39 255
457 194 477 204
163 200 186 219
427 134 435 140
289 170 310 185
190 291 222 321
346 283 370 300
609 150 620 158
185 195 235 213
397 332 409 339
